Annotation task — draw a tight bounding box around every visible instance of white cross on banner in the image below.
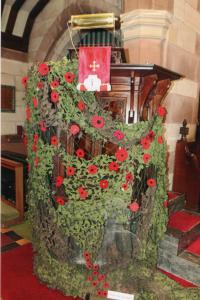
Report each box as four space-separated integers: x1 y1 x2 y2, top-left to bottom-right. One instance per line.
77 46 111 92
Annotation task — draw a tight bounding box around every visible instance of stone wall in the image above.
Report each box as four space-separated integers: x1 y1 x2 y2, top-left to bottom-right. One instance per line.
122 0 200 189
1 58 28 135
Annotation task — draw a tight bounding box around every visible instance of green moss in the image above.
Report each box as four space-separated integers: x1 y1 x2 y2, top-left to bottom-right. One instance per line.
24 57 172 297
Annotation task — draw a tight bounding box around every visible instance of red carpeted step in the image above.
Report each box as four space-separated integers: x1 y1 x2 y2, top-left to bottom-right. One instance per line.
1 243 83 300
1 234 14 247
158 268 198 287
168 211 200 232
186 236 200 256
167 192 180 200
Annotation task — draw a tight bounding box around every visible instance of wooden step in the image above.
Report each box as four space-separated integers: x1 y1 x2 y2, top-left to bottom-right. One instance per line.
179 236 200 265
157 234 200 286
167 209 200 253
179 250 200 265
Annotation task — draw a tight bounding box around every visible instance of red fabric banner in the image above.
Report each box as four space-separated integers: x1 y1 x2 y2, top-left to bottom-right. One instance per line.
77 46 111 92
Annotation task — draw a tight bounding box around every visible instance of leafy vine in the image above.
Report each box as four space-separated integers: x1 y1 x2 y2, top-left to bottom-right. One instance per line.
23 57 170 298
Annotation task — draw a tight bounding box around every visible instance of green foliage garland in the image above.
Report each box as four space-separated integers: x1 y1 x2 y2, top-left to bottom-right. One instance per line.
24 57 170 298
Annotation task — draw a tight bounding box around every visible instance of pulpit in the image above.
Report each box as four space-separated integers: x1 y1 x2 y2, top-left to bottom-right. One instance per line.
68 63 182 158
25 57 183 298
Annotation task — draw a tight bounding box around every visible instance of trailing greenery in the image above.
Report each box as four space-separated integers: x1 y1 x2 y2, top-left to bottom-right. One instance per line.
23 57 198 298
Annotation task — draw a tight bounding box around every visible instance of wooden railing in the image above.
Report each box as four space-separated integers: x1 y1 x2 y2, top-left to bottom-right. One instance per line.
1 157 24 225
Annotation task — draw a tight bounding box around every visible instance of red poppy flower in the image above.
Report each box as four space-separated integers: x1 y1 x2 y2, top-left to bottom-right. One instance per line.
91 116 105 129
126 172 134 182
146 130 155 142
129 202 139 212
70 124 80 135
163 200 169 208
86 262 93 269
28 164 31 173
51 136 58 146
93 264 99 271
121 183 128 191
38 63 49 76
51 91 59 103
87 165 98 174
32 144 37 152
50 80 59 89
143 153 151 164
34 156 39 167
66 166 76 176
87 276 93 282
76 148 85 158
140 137 150 150
108 161 119 171
77 186 88 199
93 271 98 276
33 133 39 143
115 148 128 162
103 282 109 289
83 251 90 259
32 97 38 108
113 129 124 140
98 274 106 281
85 257 91 264
147 178 156 187
23 135 28 145
33 134 39 143
64 72 75 83
103 291 108 297
100 179 109 189
56 196 65 206
97 290 103 297
157 106 167 117
92 281 98 287
21 76 28 88
56 176 63 187
158 135 164 144
37 81 43 89
77 100 85 111
39 121 47 132
26 106 31 121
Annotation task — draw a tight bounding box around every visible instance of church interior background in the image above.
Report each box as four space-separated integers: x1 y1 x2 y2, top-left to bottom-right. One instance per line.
1 0 200 299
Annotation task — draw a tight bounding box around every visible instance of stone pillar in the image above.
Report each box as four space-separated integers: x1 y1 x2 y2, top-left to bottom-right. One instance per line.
121 9 172 65
121 1 200 189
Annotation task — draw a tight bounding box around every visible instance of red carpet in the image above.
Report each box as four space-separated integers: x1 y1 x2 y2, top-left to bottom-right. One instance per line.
158 268 198 287
186 236 200 256
1 234 14 247
168 211 200 232
167 192 180 200
1 243 83 300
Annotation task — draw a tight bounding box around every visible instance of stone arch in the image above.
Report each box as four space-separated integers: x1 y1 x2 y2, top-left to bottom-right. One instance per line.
31 1 122 62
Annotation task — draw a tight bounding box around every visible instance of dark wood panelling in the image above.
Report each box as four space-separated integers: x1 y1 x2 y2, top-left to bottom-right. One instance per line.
173 140 200 211
1 47 28 62
1 85 15 112
1 32 27 52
